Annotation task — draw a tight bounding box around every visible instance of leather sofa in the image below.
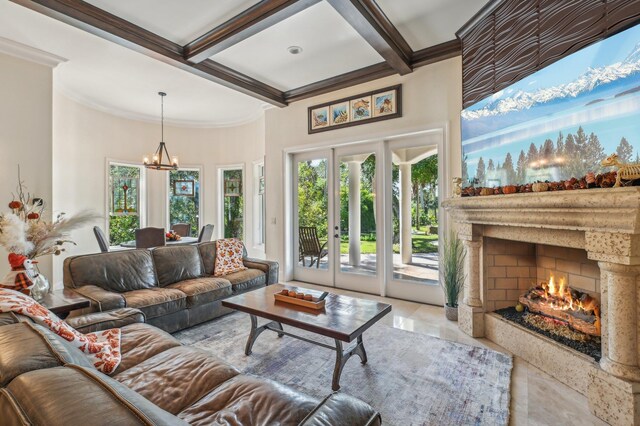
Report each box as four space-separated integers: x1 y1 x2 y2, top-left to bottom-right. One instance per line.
0 311 381 425
63 241 278 332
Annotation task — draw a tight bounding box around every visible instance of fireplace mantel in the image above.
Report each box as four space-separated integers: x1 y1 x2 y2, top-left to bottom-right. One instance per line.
443 187 640 425
444 187 640 266
443 187 640 234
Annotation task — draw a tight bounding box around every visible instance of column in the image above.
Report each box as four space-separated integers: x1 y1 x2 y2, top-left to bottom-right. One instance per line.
347 161 361 267
399 163 412 264
462 239 483 307
598 262 640 382
458 237 484 338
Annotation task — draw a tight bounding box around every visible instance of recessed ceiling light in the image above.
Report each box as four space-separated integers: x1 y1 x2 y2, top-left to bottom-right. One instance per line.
287 46 303 55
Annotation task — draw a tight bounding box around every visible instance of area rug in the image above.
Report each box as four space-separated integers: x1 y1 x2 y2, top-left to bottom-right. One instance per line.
174 313 512 426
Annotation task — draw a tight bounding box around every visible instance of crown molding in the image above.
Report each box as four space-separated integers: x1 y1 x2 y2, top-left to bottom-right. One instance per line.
54 85 265 129
0 36 67 68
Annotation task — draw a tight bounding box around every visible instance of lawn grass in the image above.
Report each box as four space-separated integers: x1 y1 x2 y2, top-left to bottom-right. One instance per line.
338 230 438 254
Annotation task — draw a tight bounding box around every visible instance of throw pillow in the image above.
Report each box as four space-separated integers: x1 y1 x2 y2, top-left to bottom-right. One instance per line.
214 238 248 277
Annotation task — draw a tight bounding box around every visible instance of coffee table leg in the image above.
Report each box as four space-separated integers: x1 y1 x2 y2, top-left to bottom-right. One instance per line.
331 336 368 391
274 321 284 338
332 340 345 391
245 316 286 355
355 335 368 364
245 314 265 355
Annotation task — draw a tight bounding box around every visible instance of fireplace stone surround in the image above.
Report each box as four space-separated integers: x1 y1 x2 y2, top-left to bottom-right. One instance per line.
443 187 640 426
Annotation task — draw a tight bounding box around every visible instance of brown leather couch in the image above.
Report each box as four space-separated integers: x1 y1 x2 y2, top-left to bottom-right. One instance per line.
63 241 278 332
0 311 382 425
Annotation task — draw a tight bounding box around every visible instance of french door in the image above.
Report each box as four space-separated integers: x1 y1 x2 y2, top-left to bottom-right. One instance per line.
291 131 445 305
292 144 383 294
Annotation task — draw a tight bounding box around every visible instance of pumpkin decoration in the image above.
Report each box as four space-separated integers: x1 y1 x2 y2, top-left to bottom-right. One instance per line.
479 187 494 196
502 185 517 194
532 182 549 192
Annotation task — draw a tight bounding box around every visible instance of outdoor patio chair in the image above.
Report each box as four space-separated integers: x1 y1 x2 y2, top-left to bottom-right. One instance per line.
299 226 328 268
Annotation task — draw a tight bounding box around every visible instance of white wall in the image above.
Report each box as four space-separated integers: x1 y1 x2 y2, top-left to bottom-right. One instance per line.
264 57 463 277
52 93 266 286
0 52 54 279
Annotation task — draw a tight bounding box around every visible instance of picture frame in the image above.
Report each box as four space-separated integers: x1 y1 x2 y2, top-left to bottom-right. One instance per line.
372 89 397 117
307 85 402 134
330 101 350 125
310 106 329 130
173 180 194 197
350 96 372 121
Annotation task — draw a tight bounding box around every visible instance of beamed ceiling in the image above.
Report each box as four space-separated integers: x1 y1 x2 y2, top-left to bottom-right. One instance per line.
4 0 491 124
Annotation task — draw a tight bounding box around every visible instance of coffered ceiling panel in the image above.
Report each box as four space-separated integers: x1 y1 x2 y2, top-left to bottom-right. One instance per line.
376 0 492 50
210 1 384 91
0 1 265 126
85 0 261 45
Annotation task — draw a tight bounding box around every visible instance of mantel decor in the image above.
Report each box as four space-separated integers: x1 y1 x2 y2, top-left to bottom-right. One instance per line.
143 92 179 171
308 85 402 134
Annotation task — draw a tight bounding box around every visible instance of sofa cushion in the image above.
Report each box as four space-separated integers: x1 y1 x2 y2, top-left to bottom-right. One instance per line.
0 322 93 387
178 374 318 426
226 268 266 293
5 366 186 426
152 246 204 287
166 277 232 307
197 242 216 275
115 346 241 415
63 250 158 292
124 288 186 319
113 323 182 375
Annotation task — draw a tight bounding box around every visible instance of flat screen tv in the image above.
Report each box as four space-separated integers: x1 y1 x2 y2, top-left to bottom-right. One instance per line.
461 23 640 188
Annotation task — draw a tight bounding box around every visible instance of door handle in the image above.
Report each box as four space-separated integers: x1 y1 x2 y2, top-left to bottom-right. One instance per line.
334 234 339 238
334 226 339 230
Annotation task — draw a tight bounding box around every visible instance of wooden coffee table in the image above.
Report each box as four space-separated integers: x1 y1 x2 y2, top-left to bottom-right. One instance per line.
222 284 391 391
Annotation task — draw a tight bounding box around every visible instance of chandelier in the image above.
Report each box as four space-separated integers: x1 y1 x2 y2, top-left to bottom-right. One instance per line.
143 92 179 171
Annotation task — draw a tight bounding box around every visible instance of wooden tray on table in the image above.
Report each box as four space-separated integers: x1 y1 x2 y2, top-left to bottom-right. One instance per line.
274 292 326 310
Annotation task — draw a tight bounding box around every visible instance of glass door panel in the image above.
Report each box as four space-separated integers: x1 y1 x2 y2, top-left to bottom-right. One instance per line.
338 153 377 276
334 144 383 294
386 139 444 305
292 151 334 286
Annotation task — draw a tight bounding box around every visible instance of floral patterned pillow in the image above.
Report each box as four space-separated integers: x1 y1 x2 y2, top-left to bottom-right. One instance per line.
214 238 248 277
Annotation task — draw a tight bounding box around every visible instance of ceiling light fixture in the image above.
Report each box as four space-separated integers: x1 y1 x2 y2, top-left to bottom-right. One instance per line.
287 45 303 55
143 92 179 171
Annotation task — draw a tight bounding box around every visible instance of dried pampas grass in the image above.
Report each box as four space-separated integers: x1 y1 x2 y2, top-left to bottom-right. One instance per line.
0 214 34 255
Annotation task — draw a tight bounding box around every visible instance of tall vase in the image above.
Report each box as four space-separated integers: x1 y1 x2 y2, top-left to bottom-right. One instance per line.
30 273 50 301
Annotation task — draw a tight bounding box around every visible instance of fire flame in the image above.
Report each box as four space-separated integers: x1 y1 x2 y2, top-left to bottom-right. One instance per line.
540 276 599 316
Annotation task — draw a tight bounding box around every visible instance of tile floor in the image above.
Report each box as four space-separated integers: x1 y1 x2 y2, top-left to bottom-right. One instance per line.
289 281 607 426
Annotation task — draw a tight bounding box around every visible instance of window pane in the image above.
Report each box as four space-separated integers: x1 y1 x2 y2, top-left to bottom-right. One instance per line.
169 169 200 236
223 169 243 239
109 164 141 245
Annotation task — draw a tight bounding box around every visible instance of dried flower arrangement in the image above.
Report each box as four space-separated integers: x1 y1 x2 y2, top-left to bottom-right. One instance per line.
0 170 100 259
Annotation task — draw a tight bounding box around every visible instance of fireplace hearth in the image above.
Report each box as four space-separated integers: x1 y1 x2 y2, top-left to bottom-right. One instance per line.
495 307 601 361
443 187 640 426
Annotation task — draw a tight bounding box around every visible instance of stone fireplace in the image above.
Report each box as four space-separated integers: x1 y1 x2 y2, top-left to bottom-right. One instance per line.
443 187 640 426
